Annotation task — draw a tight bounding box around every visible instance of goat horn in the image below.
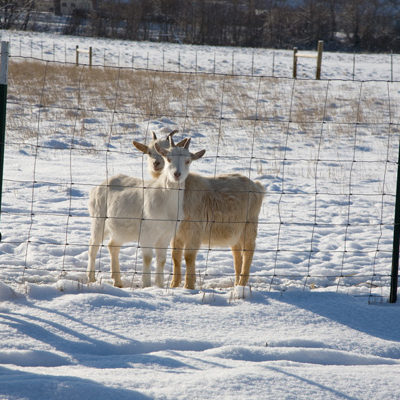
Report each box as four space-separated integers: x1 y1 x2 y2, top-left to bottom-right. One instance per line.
168 135 176 147
152 131 157 140
167 130 178 138
183 137 191 149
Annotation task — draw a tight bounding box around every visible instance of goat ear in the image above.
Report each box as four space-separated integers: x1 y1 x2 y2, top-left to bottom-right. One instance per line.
155 142 168 157
183 137 191 149
133 141 149 154
152 131 157 140
191 149 206 160
176 138 189 147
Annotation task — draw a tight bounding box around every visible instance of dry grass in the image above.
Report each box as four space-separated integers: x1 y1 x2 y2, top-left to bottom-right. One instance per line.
6 59 397 145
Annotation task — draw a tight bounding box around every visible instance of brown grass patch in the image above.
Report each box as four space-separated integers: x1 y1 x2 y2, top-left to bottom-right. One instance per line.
6 59 394 144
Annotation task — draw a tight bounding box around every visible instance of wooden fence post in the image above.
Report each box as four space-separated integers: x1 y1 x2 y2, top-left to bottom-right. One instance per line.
293 41 323 80
316 40 323 80
76 45 93 67
293 47 298 79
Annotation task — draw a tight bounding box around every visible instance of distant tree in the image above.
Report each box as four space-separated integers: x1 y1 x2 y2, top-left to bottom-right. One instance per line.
0 0 34 29
261 1 296 48
244 0 257 45
290 0 332 47
63 8 89 35
53 0 61 16
326 0 342 43
124 0 144 40
54 0 400 52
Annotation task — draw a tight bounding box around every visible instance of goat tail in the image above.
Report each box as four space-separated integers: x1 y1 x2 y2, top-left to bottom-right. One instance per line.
88 187 109 245
254 181 266 197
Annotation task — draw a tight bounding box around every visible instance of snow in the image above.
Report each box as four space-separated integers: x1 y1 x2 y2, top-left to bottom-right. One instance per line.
2 29 400 80
1 287 400 399
0 30 400 399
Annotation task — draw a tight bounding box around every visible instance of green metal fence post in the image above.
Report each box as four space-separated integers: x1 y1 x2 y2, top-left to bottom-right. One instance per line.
0 41 9 242
390 136 400 303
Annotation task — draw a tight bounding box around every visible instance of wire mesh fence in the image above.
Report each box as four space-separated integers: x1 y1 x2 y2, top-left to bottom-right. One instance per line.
1 49 400 302
2 30 400 81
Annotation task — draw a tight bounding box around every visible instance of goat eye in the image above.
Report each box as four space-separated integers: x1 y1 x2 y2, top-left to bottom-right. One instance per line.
167 158 171 163
185 160 190 165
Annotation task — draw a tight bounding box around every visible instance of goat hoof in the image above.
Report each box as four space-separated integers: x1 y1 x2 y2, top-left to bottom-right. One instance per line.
170 279 181 288
142 279 151 288
183 283 195 290
155 277 164 288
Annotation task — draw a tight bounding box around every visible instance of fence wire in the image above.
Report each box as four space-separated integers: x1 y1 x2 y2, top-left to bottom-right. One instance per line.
1 54 400 302
2 31 400 82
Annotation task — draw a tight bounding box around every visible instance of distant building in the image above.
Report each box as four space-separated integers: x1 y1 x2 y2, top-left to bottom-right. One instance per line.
60 0 92 14
35 0 55 13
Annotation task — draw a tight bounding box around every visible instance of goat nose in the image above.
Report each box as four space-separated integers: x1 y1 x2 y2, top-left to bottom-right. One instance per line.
174 171 181 178
154 161 160 167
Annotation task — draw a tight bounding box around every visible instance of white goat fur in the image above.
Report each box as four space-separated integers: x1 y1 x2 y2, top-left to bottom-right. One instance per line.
87 137 205 288
135 134 265 289
133 130 188 179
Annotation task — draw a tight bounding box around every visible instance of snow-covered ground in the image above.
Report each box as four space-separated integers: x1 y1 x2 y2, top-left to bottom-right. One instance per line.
2 29 400 81
0 30 400 399
2 284 400 400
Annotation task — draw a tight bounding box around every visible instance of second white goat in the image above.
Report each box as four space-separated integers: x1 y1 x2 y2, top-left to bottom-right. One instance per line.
87 137 205 288
134 133 265 290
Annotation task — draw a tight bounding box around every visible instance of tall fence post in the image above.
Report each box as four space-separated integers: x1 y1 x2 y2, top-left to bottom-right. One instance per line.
89 46 92 68
0 41 9 242
293 41 323 80
293 47 298 79
76 45 93 67
389 138 400 303
316 40 323 80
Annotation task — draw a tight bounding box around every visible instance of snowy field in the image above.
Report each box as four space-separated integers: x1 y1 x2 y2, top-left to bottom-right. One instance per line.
0 30 400 399
2 29 400 81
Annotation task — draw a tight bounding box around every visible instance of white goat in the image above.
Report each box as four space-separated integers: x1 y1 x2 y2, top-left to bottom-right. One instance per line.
133 130 188 179
87 137 205 288
134 135 265 289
